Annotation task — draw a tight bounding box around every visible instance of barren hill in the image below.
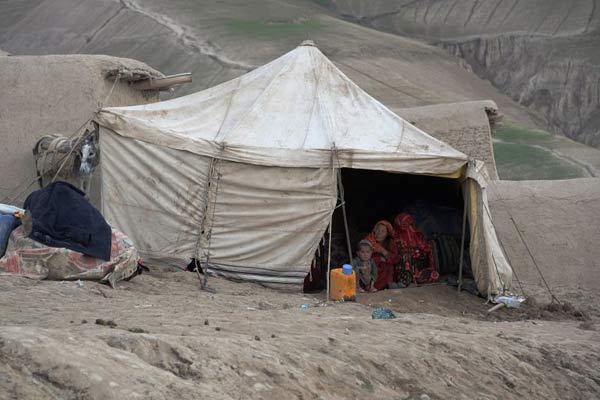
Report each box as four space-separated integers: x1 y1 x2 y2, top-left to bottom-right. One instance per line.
0 0 542 125
322 0 600 147
1 0 599 179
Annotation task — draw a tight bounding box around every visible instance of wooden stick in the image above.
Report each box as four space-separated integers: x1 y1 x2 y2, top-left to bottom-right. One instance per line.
327 148 336 302
131 73 192 91
326 220 332 302
458 179 469 293
487 303 505 313
337 170 353 264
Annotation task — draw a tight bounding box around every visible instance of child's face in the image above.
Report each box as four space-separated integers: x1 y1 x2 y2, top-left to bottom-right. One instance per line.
358 246 372 262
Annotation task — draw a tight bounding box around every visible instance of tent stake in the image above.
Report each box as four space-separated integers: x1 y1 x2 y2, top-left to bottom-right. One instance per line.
458 180 469 293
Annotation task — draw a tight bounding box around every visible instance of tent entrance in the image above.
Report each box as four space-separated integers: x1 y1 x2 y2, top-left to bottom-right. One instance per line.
304 169 472 292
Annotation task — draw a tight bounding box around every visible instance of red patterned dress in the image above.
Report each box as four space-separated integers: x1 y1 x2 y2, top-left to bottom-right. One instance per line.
393 213 439 285
364 220 401 290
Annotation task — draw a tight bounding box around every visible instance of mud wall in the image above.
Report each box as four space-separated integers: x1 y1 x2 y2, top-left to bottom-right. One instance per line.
0 54 161 205
395 100 499 179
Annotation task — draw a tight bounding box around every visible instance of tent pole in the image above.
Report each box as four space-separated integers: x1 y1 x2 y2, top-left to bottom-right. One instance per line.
458 179 469 293
337 170 353 265
326 148 337 302
326 218 333 301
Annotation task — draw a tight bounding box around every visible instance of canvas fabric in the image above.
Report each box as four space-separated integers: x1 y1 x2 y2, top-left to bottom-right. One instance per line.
96 43 468 176
466 161 513 295
0 226 138 287
95 43 513 295
198 159 337 284
100 130 208 269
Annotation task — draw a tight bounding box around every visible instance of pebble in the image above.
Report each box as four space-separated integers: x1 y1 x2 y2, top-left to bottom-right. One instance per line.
95 319 117 328
254 335 261 341
420 395 431 400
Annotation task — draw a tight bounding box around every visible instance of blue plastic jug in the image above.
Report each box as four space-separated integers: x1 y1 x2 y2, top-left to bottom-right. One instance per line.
342 264 353 275
0 214 16 257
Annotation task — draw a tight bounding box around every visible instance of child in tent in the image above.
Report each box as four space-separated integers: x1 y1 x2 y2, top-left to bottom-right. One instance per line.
352 240 378 293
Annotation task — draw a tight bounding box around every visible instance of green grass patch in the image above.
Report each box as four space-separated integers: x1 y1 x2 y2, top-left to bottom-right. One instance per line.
313 0 332 7
493 122 587 180
494 123 555 145
494 141 583 180
225 18 324 39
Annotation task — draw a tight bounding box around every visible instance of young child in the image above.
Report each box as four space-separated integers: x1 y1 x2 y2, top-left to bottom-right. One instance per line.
353 240 378 293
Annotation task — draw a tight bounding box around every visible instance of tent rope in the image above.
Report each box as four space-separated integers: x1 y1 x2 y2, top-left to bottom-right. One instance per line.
49 74 121 186
203 160 221 292
485 188 559 303
49 125 95 184
100 73 121 109
510 212 560 304
193 157 221 293
2 117 94 204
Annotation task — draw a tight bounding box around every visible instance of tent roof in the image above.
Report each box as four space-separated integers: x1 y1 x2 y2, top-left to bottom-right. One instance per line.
97 41 468 175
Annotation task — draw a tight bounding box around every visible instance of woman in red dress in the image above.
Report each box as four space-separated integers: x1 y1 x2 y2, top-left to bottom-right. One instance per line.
394 213 439 285
364 220 401 290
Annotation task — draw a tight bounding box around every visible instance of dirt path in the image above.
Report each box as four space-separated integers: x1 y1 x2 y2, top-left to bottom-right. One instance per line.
1 271 599 399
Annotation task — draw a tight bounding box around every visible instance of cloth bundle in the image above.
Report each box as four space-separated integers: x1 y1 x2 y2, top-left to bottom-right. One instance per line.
0 226 139 287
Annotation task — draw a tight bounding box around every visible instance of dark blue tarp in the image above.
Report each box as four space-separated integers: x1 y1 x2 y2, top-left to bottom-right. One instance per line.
24 181 111 260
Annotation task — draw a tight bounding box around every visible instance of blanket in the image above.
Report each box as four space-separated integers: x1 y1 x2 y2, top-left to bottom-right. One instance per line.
24 181 111 260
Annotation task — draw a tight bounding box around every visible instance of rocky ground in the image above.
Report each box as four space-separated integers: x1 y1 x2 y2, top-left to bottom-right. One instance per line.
1 270 599 399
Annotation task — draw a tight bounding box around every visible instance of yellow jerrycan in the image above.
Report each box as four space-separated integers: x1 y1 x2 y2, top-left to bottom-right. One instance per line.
330 264 356 301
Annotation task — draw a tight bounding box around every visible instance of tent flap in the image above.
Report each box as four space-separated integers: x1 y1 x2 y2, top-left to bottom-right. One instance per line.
466 161 513 296
200 160 337 284
100 128 209 268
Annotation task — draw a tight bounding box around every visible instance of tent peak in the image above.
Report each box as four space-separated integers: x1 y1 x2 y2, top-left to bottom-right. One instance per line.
299 40 316 47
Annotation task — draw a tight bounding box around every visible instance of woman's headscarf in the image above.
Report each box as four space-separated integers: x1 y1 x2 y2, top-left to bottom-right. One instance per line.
364 220 395 254
394 213 429 250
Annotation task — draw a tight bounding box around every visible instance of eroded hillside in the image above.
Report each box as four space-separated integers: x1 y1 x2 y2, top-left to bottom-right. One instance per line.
321 0 600 147
2 0 599 178
0 0 540 124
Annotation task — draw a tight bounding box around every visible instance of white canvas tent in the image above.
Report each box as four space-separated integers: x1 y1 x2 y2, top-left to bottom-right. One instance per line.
96 41 512 296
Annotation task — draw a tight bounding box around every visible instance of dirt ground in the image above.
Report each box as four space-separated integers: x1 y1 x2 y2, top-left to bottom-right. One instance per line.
1 270 599 400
